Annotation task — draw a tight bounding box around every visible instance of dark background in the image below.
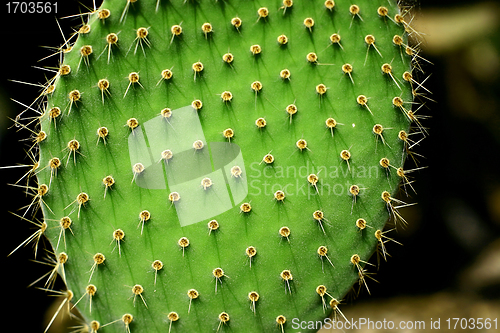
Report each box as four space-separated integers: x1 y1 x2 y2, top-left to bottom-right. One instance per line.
1 1 499 332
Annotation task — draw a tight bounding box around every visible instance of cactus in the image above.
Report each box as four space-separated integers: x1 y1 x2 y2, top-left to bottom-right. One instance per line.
11 0 425 332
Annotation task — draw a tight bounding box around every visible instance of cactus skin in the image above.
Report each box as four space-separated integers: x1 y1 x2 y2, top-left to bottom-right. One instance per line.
19 0 419 332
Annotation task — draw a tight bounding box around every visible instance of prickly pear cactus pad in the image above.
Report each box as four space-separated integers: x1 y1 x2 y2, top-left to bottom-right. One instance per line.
15 0 424 332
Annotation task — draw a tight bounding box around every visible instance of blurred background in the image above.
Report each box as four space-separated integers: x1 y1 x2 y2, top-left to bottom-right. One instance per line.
1 0 499 332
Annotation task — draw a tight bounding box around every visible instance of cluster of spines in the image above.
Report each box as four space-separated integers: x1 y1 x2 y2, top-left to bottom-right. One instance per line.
7 1 431 332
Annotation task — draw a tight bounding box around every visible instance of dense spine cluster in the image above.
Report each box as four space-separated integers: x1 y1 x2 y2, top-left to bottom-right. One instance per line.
9 0 429 332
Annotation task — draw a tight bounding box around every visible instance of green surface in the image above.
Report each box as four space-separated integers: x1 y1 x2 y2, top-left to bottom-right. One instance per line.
33 0 413 332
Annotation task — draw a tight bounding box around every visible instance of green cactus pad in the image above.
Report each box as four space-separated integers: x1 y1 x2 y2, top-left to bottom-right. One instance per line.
22 0 419 332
